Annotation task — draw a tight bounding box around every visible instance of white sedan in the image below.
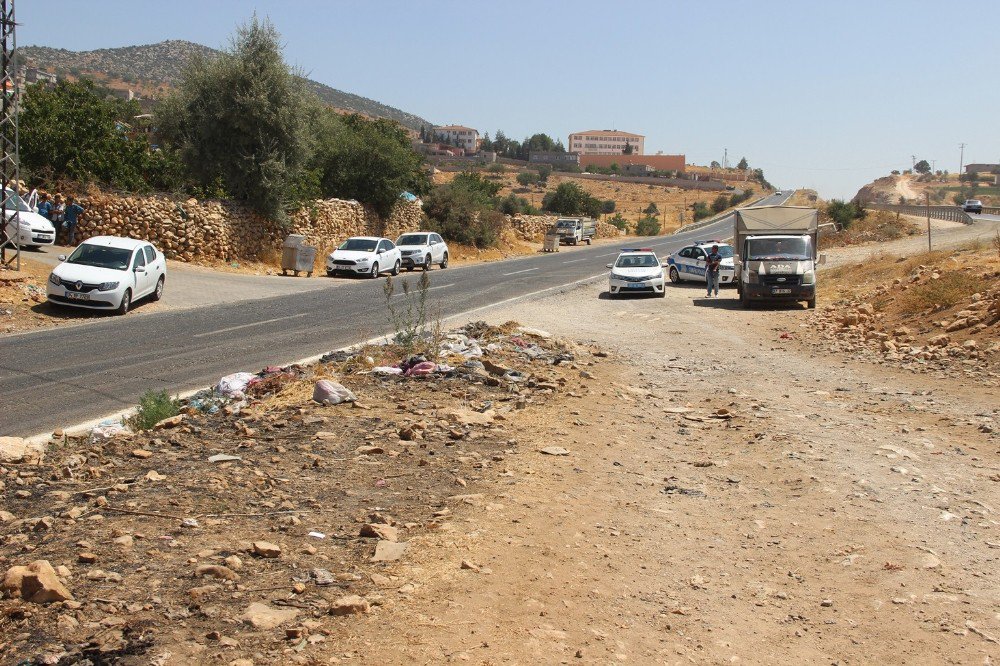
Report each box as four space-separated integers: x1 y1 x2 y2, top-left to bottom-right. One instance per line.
326 236 402 278
4 188 56 248
47 236 166 315
606 248 666 298
396 231 449 271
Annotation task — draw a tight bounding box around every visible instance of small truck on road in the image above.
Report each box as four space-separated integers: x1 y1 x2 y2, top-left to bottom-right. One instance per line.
554 217 596 245
734 205 824 309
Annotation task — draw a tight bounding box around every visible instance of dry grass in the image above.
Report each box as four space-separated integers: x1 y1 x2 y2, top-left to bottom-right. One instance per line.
819 210 917 249
896 271 981 312
820 249 954 302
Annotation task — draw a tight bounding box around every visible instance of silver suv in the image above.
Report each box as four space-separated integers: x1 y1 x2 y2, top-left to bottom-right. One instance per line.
963 199 983 214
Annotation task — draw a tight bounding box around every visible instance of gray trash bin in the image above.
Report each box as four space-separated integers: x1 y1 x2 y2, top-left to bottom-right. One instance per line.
281 234 315 276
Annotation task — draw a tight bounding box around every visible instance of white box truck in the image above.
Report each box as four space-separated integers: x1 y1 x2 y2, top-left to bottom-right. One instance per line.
734 205 824 309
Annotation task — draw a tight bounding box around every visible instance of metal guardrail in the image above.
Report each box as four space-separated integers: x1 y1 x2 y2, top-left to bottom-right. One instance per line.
863 203 975 224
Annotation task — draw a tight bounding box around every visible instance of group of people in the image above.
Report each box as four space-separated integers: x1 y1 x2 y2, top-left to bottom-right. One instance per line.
35 192 84 245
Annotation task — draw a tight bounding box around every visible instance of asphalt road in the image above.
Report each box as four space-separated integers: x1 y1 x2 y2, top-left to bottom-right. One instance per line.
1 191 793 437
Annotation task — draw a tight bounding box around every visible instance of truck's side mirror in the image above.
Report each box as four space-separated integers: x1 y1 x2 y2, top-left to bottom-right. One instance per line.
818 254 827 265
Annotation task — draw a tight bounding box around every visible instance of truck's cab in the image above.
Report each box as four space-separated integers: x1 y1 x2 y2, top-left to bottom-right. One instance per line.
734 206 823 309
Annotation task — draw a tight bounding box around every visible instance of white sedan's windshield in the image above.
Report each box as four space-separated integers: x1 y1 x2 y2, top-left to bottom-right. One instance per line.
397 234 428 246
3 190 31 213
616 254 659 268
339 238 377 252
747 237 811 261
67 244 132 271
705 246 734 258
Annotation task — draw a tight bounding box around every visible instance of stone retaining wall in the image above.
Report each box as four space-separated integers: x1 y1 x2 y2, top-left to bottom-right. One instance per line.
70 192 423 263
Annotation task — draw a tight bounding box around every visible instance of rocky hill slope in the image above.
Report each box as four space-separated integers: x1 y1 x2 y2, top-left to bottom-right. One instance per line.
20 40 432 130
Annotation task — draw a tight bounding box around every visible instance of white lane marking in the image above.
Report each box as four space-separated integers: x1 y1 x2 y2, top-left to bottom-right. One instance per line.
562 257 591 264
193 312 309 338
394 283 454 296
502 267 540 276
25 271 611 445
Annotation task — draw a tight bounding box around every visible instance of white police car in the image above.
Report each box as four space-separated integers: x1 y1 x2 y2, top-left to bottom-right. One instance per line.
606 248 666 298
666 240 735 285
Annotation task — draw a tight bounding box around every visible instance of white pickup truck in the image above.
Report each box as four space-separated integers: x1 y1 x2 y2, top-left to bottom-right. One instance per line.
554 217 596 245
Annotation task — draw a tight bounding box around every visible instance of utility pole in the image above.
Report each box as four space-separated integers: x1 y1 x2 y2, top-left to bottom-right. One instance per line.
911 155 916 170
0 0 19 270
958 143 966 176
925 192 932 253
723 148 728 170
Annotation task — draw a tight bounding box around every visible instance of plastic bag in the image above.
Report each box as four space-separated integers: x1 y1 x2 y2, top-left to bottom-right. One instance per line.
216 372 255 398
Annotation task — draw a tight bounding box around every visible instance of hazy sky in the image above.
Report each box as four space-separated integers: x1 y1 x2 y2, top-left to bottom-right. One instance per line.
19 0 1000 199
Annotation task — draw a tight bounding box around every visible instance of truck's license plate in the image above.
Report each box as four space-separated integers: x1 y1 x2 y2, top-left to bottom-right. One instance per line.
772 288 791 294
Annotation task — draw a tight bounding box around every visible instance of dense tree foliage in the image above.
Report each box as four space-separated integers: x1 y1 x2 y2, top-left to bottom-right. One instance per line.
826 199 866 229
542 182 602 218
423 172 504 247
20 80 174 190
156 17 314 219
311 112 429 218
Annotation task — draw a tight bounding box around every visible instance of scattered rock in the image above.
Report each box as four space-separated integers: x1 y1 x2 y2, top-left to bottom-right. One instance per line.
372 540 408 562
360 524 399 542
539 446 570 456
131 449 153 458
0 436 45 464
195 565 240 582
239 602 299 629
3 560 73 603
329 595 370 616
252 541 282 558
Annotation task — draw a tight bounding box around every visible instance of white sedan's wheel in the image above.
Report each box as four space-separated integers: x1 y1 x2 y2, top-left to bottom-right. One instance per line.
369 262 380 278
151 275 165 301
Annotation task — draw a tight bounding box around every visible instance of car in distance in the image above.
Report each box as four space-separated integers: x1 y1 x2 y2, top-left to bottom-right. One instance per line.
606 248 666 298
4 188 56 248
963 199 983 214
47 236 166 315
666 241 736 286
326 237 401 278
395 231 449 271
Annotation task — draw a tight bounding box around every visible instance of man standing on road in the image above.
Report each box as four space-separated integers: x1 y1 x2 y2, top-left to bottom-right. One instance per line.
705 244 722 297
64 196 84 246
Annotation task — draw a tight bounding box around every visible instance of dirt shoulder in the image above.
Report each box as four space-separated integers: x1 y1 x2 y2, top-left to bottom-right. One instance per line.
4 241 998 664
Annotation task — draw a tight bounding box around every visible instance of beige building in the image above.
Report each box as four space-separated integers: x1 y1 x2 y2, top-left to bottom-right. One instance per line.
568 130 644 155
433 125 480 153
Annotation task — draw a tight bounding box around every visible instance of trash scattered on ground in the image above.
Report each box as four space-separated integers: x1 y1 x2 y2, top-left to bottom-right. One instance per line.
2 320 598 664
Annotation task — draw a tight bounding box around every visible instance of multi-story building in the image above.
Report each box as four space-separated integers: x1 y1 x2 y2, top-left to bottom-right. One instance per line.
433 125 480 153
568 130 645 155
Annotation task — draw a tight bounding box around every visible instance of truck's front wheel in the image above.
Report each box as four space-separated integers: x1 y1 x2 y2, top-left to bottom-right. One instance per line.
740 290 751 308
807 297 816 309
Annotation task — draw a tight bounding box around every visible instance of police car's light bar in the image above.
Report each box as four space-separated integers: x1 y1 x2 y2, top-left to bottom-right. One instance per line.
620 248 654 252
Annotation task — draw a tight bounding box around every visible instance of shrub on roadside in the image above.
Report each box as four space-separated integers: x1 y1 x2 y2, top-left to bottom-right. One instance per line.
607 213 628 232
898 271 980 312
126 390 180 431
692 202 712 221
635 215 661 236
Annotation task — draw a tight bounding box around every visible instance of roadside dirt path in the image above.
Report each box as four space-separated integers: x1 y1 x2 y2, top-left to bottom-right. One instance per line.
340 280 999 663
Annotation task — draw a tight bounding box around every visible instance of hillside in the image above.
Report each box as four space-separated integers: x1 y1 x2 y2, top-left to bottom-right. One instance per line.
854 172 999 207
20 40 432 130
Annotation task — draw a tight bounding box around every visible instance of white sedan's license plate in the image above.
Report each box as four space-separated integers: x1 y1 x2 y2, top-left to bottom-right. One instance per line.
626 283 645 288
67 292 90 301
772 288 792 294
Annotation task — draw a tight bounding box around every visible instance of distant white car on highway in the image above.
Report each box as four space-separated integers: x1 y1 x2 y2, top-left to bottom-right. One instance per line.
606 248 666 298
395 231 449 271
326 236 401 278
963 199 983 214
47 236 166 315
4 188 56 248
666 241 735 285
